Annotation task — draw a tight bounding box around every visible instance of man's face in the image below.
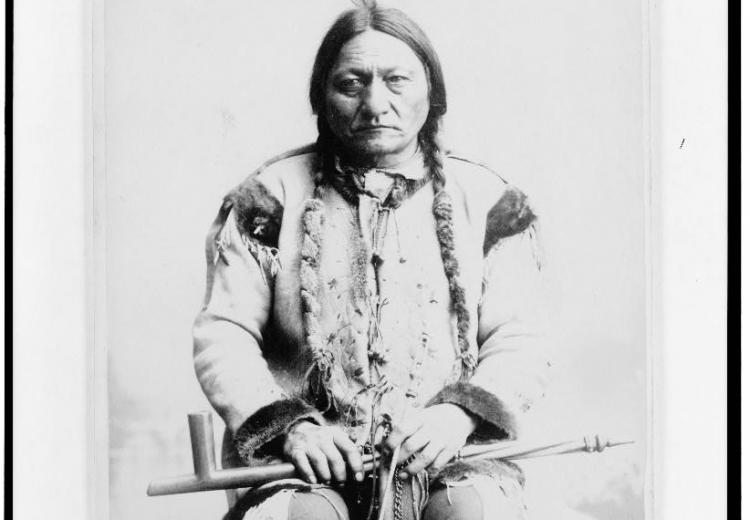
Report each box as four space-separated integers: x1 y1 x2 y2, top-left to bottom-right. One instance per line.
324 30 430 167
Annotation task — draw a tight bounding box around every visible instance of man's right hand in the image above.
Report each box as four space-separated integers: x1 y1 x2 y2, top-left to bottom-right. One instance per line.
282 421 365 484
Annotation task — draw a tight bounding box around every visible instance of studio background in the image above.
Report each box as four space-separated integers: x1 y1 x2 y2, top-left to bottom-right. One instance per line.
102 1 647 519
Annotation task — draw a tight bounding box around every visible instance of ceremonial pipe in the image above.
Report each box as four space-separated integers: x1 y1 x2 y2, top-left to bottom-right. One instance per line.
147 412 633 497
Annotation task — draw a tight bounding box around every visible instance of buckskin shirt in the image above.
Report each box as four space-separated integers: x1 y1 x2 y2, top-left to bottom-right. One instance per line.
193 144 550 520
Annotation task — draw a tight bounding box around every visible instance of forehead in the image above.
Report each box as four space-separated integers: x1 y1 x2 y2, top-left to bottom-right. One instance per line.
332 30 424 72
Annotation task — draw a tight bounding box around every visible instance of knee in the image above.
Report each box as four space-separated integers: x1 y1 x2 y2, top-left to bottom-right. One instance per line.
288 488 349 520
423 479 526 520
423 486 483 520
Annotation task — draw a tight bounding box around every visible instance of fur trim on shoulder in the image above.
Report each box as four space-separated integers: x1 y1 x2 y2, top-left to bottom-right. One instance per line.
233 397 324 464
483 186 537 256
427 382 517 441
224 177 284 249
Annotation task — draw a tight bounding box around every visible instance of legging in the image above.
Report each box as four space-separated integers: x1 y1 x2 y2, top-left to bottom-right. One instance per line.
233 476 526 520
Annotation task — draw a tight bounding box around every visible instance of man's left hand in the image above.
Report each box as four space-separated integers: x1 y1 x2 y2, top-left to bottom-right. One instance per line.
384 403 478 478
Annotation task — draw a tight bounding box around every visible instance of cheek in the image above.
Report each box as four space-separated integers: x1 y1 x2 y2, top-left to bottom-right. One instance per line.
403 94 430 125
325 95 362 137
399 80 430 125
326 94 357 120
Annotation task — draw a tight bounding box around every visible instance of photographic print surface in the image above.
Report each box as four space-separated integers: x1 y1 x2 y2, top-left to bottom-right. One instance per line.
101 1 649 519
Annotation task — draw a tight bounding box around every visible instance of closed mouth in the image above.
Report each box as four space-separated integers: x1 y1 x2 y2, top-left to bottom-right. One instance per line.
353 125 398 133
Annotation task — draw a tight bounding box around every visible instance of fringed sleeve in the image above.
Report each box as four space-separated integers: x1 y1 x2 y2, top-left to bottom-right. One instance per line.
193 177 323 464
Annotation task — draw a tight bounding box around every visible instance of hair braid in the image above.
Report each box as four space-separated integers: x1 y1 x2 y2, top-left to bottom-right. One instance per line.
422 128 477 380
300 135 335 411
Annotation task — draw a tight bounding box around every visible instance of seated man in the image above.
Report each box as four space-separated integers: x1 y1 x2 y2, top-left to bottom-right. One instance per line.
193 3 549 519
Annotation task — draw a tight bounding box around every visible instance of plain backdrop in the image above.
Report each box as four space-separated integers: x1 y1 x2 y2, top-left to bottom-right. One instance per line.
12 0 731 520
100 1 647 519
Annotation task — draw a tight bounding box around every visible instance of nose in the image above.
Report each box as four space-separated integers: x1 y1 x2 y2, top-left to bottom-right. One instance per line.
360 80 390 119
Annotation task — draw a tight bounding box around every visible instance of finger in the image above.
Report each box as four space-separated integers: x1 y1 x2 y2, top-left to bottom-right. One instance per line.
429 448 455 472
307 447 332 483
385 416 422 453
332 430 364 481
320 441 348 483
385 430 403 454
397 429 430 464
402 443 441 477
290 448 317 484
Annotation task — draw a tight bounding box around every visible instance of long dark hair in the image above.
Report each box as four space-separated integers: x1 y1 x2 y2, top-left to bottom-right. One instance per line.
309 5 447 182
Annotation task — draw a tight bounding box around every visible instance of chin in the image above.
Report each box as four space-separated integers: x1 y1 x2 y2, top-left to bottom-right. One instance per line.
349 137 401 158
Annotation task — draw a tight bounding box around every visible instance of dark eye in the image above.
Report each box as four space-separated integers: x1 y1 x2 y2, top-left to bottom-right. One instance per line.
386 75 410 86
335 77 364 94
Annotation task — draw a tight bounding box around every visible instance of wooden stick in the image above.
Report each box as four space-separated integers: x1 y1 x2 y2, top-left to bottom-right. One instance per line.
146 414 633 497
